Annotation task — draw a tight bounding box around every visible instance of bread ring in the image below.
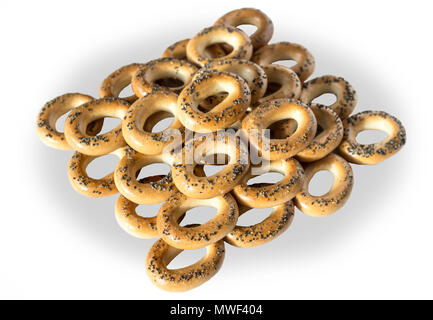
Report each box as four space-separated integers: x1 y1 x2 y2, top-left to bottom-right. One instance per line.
256 64 302 106
171 133 249 199
296 104 344 162
162 39 226 60
300 75 358 119
156 192 239 249
294 153 354 217
122 90 184 155
64 97 129 156
242 99 317 160
252 42 315 82
338 110 406 165
177 70 251 132
131 58 197 98
68 146 127 198
36 93 103 150
146 232 225 292
202 59 267 104
214 8 273 50
186 25 253 67
225 200 294 248
99 63 143 104
233 158 304 208
114 148 176 205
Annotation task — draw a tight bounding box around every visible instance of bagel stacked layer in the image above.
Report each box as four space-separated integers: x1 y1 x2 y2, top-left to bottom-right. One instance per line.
36 7 406 292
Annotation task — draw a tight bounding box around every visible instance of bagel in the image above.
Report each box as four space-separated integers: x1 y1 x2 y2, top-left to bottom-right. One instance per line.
146 232 225 292
338 110 406 165
225 200 294 248
131 58 197 97
187 25 253 67
252 42 315 82
296 104 344 162
300 75 358 119
214 8 273 50
99 63 144 104
233 158 304 208
156 192 239 249
177 70 251 132
122 90 184 155
68 146 127 198
64 97 129 156
36 93 103 150
242 99 317 160
294 153 354 217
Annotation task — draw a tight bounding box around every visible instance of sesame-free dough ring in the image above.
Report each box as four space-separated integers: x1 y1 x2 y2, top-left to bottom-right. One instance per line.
146 231 225 292
177 70 251 132
296 104 344 162
99 63 144 104
114 148 176 205
156 192 239 249
242 99 317 160
187 25 253 67
162 39 226 60
252 42 315 82
68 146 127 198
122 91 184 155
338 110 406 165
300 75 358 119
233 158 304 208
131 58 197 97
214 8 273 50
294 153 354 217
36 93 103 150
256 65 302 106
203 59 267 104
225 200 294 248
171 133 249 199
64 97 129 156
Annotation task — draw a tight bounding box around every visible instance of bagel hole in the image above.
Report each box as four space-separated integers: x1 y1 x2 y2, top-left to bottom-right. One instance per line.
203 164 227 176
263 82 282 97
167 247 207 270
274 60 297 68
308 170 334 196
98 117 122 134
237 24 258 37
86 154 119 179
135 202 164 218
55 111 70 132
268 119 298 139
315 124 325 137
237 207 272 226
136 163 171 181
151 117 174 133
312 93 337 106
197 92 228 112
179 206 218 226
118 84 134 98
356 129 388 144
205 43 232 57
154 77 184 88
247 172 284 185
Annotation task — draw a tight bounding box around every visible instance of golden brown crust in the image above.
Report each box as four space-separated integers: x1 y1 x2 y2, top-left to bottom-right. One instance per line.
296 104 344 162
338 110 406 165
252 42 315 82
146 234 225 292
242 99 317 160
294 153 354 217
177 70 251 132
300 75 358 119
214 8 274 50
99 63 144 104
64 97 129 156
233 158 304 208
187 25 253 67
225 200 294 248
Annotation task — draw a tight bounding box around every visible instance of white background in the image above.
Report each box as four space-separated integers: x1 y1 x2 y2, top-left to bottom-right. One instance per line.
0 0 431 299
